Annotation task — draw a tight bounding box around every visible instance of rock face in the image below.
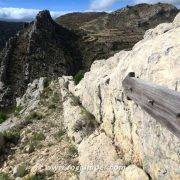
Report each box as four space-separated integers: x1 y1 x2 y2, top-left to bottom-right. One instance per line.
57 3 179 69
0 21 24 50
0 10 82 108
78 132 124 179
59 76 98 145
16 77 46 116
68 13 180 179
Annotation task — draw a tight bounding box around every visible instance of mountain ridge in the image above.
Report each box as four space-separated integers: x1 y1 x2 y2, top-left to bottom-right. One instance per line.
0 3 179 109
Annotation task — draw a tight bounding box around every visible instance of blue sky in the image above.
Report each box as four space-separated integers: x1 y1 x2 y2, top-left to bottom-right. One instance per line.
0 0 179 21
0 0 133 11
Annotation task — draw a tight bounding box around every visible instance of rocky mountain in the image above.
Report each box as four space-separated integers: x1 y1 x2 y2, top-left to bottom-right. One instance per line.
0 21 24 50
0 10 83 108
57 3 179 65
0 3 179 109
0 12 179 179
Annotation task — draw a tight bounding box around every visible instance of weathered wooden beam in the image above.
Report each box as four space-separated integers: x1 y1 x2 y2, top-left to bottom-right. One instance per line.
122 72 180 139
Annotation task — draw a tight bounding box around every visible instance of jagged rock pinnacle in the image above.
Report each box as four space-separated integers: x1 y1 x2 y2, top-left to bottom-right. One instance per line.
36 10 52 21
35 10 55 29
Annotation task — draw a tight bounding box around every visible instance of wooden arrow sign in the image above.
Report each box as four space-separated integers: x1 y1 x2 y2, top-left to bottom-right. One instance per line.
122 72 180 139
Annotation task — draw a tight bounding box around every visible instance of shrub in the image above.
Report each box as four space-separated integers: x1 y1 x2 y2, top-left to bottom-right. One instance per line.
69 94 81 106
0 172 11 180
81 108 98 130
74 70 85 85
44 78 50 88
54 129 66 141
48 104 56 109
67 144 78 158
0 112 7 124
26 112 43 121
51 92 59 104
24 171 53 180
2 129 20 143
73 120 84 132
32 132 45 141
26 132 45 149
14 106 23 116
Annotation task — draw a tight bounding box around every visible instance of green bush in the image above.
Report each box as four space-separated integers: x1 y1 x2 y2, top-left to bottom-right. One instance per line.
44 78 50 88
26 112 43 121
0 112 7 124
26 132 45 149
2 129 20 143
74 70 85 85
51 92 59 104
54 129 66 141
14 106 23 116
24 171 53 180
32 132 45 141
0 172 11 180
68 144 78 158
48 104 56 109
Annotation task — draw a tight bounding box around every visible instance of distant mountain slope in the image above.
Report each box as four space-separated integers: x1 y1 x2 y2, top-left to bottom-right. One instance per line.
81 3 178 33
57 3 179 68
56 12 107 29
0 21 24 50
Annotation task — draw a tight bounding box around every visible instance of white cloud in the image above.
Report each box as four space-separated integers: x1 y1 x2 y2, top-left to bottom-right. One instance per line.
135 0 180 8
0 7 68 21
89 0 120 11
89 0 180 11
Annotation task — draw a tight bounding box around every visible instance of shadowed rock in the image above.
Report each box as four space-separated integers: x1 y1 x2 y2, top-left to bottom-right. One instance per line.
0 10 83 108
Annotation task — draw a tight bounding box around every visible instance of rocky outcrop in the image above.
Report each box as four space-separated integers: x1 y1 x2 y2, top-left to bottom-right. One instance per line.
0 78 79 179
0 10 82 109
65 13 180 179
57 76 149 179
16 77 46 116
59 76 98 145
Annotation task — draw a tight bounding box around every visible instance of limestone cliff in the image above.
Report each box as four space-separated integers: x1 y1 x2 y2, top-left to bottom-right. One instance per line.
66 13 180 179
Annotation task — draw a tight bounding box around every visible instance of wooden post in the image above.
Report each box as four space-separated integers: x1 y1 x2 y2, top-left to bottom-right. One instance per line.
122 72 180 139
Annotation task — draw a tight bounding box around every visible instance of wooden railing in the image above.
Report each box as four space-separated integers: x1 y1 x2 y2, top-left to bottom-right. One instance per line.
122 72 180 138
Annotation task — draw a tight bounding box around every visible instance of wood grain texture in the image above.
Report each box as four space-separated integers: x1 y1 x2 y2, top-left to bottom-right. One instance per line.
122 72 180 138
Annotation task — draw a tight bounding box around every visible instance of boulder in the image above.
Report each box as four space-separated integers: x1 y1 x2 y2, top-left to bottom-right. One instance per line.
16 77 46 116
78 132 124 179
121 165 149 180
